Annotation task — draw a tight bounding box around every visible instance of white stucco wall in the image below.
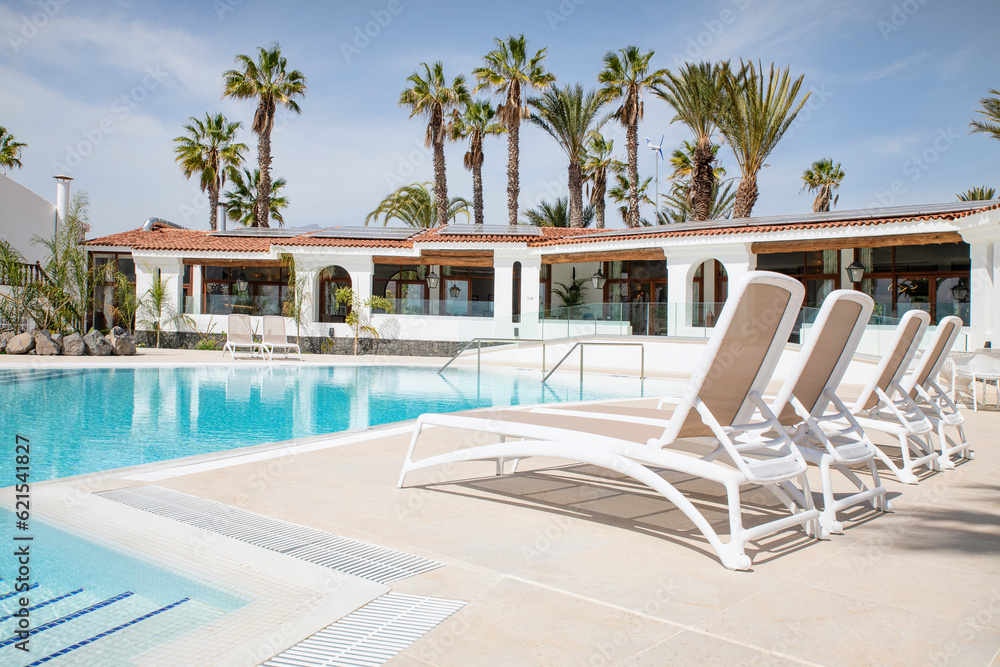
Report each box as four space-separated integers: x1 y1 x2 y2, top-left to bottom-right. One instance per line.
0 174 57 264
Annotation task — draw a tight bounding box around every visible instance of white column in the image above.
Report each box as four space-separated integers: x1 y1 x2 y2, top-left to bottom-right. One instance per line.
492 256 515 339
968 240 994 348
518 257 542 339
190 264 203 315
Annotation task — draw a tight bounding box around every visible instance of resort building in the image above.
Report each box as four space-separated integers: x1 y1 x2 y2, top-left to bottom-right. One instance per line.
84 200 1000 352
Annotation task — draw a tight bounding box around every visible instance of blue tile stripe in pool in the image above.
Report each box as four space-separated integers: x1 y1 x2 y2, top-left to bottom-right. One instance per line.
0 583 38 601
0 589 83 623
0 592 133 648
25 597 190 666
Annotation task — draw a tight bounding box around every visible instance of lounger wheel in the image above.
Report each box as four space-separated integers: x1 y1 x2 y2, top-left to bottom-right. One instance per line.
719 552 753 571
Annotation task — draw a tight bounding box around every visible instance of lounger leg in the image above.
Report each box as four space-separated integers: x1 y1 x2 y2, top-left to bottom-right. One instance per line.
722 482 753 572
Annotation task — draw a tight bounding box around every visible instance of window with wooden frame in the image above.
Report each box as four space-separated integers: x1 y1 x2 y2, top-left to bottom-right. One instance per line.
855 243 970 325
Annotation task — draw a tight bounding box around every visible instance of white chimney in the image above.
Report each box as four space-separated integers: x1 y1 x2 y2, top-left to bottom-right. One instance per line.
218 203 227 231
54 174 73 221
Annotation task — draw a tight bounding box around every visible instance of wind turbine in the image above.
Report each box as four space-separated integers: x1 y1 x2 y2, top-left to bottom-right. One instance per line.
646 135 664 212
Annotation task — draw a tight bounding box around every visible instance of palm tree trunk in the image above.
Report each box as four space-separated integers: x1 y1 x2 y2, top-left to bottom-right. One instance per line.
506 119 520 226
596 196 605 228
733 175 758 219
813 186 831 212
472 162 484 225
432 126 448 227
256 111 272 228
208 182 219 231
626 117 639 227
568 160 584 228
691 137 714 221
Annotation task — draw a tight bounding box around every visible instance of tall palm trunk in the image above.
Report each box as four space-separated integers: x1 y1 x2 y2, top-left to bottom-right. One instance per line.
690 137 715 221
208 181 220 231
256 109 273 228
626 117 639 227
506 118 520 225
813 186 831 212
431 119 448 227
733 175 758 219
472 160 484 224
568 160 584 228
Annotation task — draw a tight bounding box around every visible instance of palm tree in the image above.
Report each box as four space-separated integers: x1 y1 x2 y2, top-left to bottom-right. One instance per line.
654 62 729 221
718 61 809 218
957 186 997 201
473 34 555 225
0 126 26 174
223 43 307 228
667 140 727 201
582 132 622 229
224 168 289 227
608 172 654 225
598 46 667 227
970 88 1000 144
365 182 470 228
452 99 505 225
521 197 595 227
399 62 470 227
800 158 845 212
659 181 736 223
173 113 246 231
529 84 606 228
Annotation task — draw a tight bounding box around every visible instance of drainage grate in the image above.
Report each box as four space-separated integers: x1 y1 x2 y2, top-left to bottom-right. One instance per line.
98 485 442 584
262 592 465 667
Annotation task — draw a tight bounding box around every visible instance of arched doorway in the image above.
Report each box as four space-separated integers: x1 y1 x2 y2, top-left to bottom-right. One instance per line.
318 265 351 323
692 260 728 327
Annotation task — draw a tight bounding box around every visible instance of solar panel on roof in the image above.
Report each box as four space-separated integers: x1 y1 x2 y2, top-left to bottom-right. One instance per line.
439 224 542 237
209 226 318 238
578 199 1000 239
306 227 422 240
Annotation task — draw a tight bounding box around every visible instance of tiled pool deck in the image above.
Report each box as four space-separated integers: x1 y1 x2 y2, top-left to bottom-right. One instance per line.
2 349 999 665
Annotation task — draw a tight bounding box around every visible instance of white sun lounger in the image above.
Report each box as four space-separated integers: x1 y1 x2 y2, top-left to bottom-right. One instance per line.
261 315 302 361
223 313 267 360
848 310 938 484
399 272 820 570
765 290 888 536
540 290 888 538
899 316 972 468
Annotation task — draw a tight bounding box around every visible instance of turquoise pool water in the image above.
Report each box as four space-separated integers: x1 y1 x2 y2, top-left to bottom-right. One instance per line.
0 511 245 665
0 365 675 486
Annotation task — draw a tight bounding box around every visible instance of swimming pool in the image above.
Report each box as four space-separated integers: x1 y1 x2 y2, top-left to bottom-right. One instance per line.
0 365 677 486
0 510 245 665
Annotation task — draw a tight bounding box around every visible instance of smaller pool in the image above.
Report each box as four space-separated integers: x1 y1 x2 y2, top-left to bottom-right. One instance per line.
0 364 681 486
0 511 246 665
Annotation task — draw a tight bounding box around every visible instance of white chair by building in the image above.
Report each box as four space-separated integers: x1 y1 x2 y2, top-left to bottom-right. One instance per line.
224 314 267 360
261 315 302 361
951 349 1000 412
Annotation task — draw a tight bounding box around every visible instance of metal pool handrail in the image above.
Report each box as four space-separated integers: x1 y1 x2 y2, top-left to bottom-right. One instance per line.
542 342 645 383
439 338 547 375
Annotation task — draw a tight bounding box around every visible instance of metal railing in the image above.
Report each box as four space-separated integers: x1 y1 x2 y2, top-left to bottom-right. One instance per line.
439 337 546 375
542 342 645 383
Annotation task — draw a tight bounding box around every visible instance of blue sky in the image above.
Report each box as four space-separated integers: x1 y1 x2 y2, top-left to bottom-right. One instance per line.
1 0 998 238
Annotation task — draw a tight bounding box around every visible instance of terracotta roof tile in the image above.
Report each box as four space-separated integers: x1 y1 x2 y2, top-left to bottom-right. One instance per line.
85 203 997 254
